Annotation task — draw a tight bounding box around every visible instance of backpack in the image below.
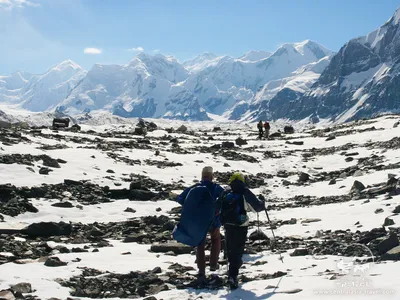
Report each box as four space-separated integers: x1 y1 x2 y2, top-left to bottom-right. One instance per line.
219 190 248 226
173 185 216 246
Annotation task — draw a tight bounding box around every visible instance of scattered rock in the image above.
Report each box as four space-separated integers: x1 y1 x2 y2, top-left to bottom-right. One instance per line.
10 282 32 294
325 135 336 141
43 158 61 168
375 208 384 214
221 141 235 149
383 217 395 226
235 137 247 146
298 172 310 182
106 169 115 174
124 207 136 213
290 248 310 256
129 180 142 190
0 290 15 300
51 201 74 208
382 245 400 261
22 222 72 238
176 125 188 133
393 205 400 214
44 257 67 267
351 180 365 193
249 230 269 241
150 242 192 255
301 218 321 224
329 179 336 185
39 167 52 175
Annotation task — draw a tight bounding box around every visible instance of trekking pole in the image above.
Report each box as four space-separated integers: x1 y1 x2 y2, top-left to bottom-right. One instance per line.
264 208 284 263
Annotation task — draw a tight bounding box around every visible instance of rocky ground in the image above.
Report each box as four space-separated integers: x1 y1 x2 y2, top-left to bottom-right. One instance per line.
0 116 400 299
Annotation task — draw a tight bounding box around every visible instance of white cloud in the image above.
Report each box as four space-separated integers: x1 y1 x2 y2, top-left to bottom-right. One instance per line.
0 0 39 10
83 47 102 55
127 46 144 52
153 49 160 53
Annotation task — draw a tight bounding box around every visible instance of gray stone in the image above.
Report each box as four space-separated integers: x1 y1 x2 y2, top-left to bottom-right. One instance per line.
393 205 400 214
329 179 336 185
301 218 321 224
51 201 74 208
298 172 310 182
176 125 188 133
383 217 395 226
351 180 365 193
10 282 32 294
39 167 52 175
22 222 72 238
249 230 269 241
235 137 248 146
150 242 192 255
290 248 309 256
0 290 15 300
44 257 67 267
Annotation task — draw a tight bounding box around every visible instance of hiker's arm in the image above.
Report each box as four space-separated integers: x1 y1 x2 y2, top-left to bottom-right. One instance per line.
176 187 191 205
243 189 265 212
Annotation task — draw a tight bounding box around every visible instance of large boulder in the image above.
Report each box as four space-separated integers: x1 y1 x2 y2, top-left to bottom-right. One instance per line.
235 138 248 146
150 242 192 255
44 257 68 267
290 248 309 256
298 172 310 182
176 125 188 133
21 222 72 238
221 141 235 149
10 283 32 294
351 180 365 193
284 126 294 134
134 127 147 136
130 189 156 201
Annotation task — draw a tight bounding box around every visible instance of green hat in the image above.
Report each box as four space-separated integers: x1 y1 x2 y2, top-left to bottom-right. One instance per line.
229 172 245 184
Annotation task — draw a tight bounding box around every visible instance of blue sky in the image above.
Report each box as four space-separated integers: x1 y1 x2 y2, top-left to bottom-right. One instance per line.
1 0 399 74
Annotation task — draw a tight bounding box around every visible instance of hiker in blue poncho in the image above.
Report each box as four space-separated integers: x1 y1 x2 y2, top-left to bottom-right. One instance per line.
174 166 224 284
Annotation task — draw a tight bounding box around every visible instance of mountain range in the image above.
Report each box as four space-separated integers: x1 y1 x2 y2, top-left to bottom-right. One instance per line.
1 7 400 123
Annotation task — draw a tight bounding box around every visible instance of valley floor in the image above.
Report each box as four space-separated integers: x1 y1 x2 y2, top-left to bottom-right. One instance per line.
1 114 400 299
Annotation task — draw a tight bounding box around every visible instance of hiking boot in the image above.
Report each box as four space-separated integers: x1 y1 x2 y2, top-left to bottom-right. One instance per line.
210 264 220 271
227 276 239 290
208 274 224 288
192 273 206 287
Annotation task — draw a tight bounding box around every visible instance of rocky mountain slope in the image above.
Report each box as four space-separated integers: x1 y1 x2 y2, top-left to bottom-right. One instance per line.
259 7 400 123
0 115 400 299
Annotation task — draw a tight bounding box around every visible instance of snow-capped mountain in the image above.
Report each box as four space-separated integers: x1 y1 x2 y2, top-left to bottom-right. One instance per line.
191 40 333 118
182 53 227 73
0 60 87 112
57 53 209 120
266 7 400 122
22 60 87 112
238 50 272 62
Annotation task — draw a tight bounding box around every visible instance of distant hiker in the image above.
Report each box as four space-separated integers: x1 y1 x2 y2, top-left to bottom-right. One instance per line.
263 121 270 139
218 172 265 289
257 121 264 139
174 166 224 285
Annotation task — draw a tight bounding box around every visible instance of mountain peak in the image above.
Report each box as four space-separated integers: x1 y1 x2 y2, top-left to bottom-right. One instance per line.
52 60 83 72
183 53 223 73
238 50 272 62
